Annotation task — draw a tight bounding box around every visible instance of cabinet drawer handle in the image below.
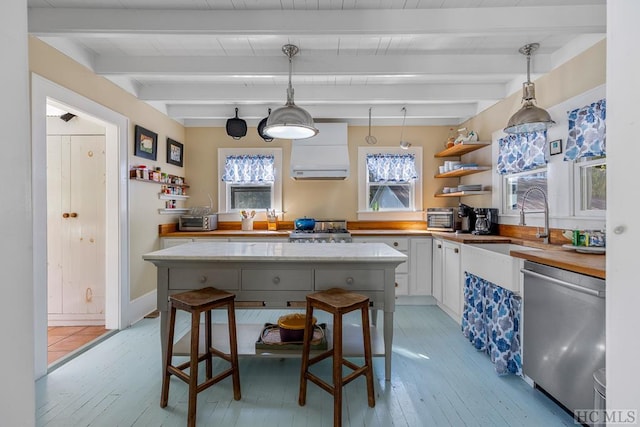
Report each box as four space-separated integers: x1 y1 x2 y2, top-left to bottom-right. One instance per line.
272 276 281 284
199 276 208 283
70 212 78 218
393 242 399 247
346 277 354 285
395 282 398 288
437 244 442 249
454 248 459 253
62 213 69 218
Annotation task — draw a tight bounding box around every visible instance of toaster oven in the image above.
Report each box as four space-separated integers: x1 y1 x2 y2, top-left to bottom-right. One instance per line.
426 208 456 232
179 214 218 231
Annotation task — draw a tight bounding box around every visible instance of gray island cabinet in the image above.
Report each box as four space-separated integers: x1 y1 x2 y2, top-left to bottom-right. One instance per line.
143 241 407 380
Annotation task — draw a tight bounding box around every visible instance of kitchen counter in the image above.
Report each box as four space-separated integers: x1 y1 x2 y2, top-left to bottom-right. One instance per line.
161 229 291 238
511 248 605 279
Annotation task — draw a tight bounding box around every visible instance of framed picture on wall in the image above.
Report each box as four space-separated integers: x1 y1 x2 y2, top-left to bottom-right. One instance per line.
167 138 184 167
549 139 563 156
134 125 158 160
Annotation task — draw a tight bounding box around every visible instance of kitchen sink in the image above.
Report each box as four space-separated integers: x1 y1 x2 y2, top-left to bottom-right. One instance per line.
462 243 541 293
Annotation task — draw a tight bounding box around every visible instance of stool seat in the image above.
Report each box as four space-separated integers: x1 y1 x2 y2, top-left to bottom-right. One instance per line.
161 287 241 427
299 288 375 427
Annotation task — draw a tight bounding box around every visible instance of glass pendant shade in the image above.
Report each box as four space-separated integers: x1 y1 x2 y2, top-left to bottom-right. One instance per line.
264 44 319 140
504 43 555 134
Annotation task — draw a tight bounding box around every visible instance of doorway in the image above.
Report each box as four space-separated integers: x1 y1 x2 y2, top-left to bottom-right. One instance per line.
31 74 130 379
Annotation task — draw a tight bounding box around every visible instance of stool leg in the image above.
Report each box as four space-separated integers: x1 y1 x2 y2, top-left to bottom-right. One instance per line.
187 310 201 427
361 305 375 408
160 304 177 408
298 301 314 406
333 311 343 427
205 309 213 380
226 300 241 400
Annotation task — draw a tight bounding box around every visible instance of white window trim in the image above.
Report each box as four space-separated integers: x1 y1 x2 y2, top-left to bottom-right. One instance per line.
357 146 423 221
573 157 606 218
500 167 548 216
217 147 283 222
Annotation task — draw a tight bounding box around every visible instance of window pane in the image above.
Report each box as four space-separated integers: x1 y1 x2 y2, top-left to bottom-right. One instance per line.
369 184 411 210
582 164 606 210
503 171 547 211
230 185 271 210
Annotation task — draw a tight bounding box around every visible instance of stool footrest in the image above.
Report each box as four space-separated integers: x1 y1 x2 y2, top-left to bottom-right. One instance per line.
307 349 333 365
304 372 335 396
196 368 234 394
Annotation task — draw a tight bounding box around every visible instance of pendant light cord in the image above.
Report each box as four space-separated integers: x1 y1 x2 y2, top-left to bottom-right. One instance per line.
400 107 407 140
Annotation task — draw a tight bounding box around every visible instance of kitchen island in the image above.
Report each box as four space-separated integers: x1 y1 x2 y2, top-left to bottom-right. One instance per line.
143 241 407 380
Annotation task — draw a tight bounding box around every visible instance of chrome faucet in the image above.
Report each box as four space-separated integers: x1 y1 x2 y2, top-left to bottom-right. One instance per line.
519 186 550 244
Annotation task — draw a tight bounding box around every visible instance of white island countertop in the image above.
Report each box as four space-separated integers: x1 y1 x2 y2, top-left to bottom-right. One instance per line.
143 241 407 262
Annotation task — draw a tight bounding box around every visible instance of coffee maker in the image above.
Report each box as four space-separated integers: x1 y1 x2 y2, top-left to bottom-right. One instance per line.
457 203 476 233
472 208 499 235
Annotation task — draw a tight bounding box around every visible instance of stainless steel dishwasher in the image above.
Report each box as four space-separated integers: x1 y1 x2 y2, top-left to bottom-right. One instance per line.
522 260 605 416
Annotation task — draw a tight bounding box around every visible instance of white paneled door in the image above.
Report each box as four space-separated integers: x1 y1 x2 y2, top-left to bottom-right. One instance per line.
47 132 106 324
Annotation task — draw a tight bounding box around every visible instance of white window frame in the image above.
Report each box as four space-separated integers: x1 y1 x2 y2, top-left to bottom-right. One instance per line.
500 167 548 215
217 148 283 222
573 157 606 218
357 146 423 221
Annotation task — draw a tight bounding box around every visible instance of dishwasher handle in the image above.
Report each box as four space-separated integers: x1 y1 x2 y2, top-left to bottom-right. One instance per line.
521 268 605 298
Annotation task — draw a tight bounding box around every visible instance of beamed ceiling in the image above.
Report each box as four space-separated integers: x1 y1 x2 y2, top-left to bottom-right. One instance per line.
27 0 606 127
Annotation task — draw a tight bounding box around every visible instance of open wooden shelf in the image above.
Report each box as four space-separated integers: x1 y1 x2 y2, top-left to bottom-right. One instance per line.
435 190 491 198
434 142 490 158
158 208 190 214
158 193 189 200
434 166 491 178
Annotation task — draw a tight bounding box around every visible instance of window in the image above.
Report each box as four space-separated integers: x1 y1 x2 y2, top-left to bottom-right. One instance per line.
575 156 606 216
502 169 548 213
218 148 282 220
357 147 423 221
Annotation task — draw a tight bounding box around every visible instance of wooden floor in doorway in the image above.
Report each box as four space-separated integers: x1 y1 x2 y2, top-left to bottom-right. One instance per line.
47 326 109 365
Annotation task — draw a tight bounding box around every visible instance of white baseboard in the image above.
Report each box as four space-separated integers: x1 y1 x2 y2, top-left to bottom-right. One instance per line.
395 295 436 306
128 289 157 325
48 313 105 326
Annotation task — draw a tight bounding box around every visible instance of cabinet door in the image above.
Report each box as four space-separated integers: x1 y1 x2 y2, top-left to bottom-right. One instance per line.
409 237 432 296
432 238 443 302
442 241 462 320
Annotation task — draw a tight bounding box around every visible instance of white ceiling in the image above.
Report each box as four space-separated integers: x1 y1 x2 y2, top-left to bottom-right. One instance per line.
27 0 606 127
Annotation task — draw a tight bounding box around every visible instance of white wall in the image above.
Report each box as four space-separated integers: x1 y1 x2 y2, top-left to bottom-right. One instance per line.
606 0 640 413
0 0 35 424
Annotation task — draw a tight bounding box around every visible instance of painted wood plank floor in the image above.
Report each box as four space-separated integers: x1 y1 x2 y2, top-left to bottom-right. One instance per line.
35 306 574 427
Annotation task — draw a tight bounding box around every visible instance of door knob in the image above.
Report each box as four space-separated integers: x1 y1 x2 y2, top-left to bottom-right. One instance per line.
70 212 78 218
62 213 69 218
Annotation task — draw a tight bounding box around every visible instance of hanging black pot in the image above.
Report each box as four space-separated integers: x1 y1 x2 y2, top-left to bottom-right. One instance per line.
257 108 273 142
226 107 247 140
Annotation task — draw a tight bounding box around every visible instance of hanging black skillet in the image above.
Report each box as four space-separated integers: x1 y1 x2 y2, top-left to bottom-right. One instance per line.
226 107 247 140
257 108 273 142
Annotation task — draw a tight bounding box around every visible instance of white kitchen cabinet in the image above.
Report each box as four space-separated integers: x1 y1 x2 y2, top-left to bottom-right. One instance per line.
409 237 432 296
352 237 409 297
432 238 444 302
441 240 462 323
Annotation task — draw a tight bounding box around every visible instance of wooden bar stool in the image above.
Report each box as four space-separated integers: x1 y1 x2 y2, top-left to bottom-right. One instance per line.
298 288 375 427
160 287 241 427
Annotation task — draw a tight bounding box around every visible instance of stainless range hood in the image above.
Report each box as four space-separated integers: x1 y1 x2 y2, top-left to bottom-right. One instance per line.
290 122 349 180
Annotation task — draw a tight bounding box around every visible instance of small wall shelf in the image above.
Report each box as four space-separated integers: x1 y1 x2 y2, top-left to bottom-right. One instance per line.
435 191 491 198
158 208 190 215
159 193 189 201
129 170 189 188
434 166 491 178
434 142 490 158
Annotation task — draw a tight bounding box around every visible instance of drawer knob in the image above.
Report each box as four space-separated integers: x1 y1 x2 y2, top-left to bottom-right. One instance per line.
272 276 281 284
393 242 399 247
199 276 208 283
454 248 459 253
437 244 442 249
346 277 354 285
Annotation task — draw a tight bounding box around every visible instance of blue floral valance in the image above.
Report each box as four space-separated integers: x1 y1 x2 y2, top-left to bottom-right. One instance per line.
366 153 418 183
221 154 275 184
496 131 547 175
564 98 606 161
462 272 522 377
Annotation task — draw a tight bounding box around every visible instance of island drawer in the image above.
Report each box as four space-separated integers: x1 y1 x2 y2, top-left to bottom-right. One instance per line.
314 269 385 291
169 267 239 290
241 269 313 291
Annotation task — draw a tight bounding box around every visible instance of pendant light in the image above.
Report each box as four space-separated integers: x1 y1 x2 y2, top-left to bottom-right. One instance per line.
399 107 411 149
264 44 319 140
504 43 555 134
